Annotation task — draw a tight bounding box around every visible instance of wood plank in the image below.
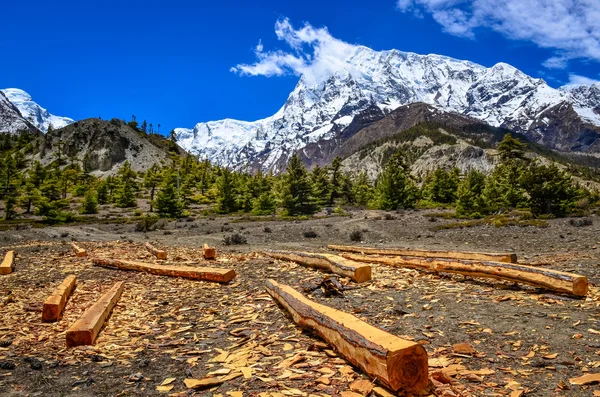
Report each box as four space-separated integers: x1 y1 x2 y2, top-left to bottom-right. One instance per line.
328 244 517 263
265 279 429 394
42 275 77 322
66 281 124 347
92 258 235 283
203 243 216 260
0 251 15 275
71 242 87 257
145 242 167 260
342 253 588 297
263 250 371 283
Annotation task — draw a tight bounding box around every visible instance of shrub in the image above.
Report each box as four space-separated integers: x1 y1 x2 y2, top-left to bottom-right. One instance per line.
263 226 272 233
80 189 98 215
303 230 318 238
134 214 159 232
383 213 396 220
223 233 247 245
349 230 363 242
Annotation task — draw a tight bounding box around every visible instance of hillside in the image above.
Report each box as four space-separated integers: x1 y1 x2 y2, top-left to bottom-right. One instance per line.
30 118 185 175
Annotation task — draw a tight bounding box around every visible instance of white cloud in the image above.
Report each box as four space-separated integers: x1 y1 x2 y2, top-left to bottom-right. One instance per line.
567 74 600 86
397 0 600 68
231 18 358 85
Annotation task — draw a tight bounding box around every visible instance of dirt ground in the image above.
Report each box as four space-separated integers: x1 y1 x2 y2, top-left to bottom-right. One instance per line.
1 209 600 397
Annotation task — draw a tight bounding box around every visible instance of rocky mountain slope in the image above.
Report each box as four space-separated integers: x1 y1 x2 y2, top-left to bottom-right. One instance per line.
1 88 73 132
0 91 40 135
30 118 184 175
175 47 600 172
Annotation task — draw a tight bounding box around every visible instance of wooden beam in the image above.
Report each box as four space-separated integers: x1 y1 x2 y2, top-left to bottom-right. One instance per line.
66 281 124 347
92 258 236 283
265 279 429 394
145 242 167 260
42 275 77 322
342 253 588 297
71 242 87 257
328 244 517 263
263 250 372 283
0 251 15 275
203 243 216 260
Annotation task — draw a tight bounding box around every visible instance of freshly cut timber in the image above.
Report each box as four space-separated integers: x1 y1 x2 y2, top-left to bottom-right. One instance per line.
92 258 235 283
71 242 87 257
263 250 371 283
66 281 124 347
0 251 15 275
328 244 517 263
203 244 216 260
145 242 167 259
265 279 428 394
42 275 77 322
343 253 588 297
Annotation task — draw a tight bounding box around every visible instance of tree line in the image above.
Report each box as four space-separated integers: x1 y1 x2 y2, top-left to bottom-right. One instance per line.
0 132 595 223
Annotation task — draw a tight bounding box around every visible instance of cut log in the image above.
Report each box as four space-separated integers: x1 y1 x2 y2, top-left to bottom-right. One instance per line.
265 279 429 394
145 242 167 260
328 244 517 263
71 242 87 257
92 258 235 283
0 251 15 275
203 243 216 260
263 250 371 283
42 275 77 322
342 253 588 297
66 281 124 347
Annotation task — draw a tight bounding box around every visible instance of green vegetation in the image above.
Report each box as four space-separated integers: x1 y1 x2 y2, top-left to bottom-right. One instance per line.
0 125 596 225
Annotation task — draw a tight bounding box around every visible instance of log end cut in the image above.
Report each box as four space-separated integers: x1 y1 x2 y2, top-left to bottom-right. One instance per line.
387 343 430 393
66 329 95 348
573 276 589 297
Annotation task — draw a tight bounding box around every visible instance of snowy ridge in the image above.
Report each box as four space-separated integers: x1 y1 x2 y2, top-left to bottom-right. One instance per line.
1 88 73 132
176 46 600 172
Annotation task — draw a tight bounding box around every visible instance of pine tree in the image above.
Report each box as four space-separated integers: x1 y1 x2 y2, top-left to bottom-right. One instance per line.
280 154 316 215
143 165 162 212
154 170 184 218
519 162 579 216
114 161 137 208
310 165 331 207
4 195 17 220
352 172 373 206
140 120 148 133
329 157 343 205
216 168 238 214
483 160 527 212
456 169 487 217
375 152 417 210
497 133 528 162
80 188 98 214
96 180 109 204
421 168 460 204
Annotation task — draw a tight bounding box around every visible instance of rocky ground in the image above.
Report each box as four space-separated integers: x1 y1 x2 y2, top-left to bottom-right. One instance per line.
1 209 600 396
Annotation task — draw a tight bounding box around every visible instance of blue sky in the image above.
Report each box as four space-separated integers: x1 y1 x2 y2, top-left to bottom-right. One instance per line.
2 0 599 134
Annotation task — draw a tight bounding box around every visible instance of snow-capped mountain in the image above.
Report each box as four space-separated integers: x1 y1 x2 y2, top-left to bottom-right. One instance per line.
0 91 39 134
1 88 73 132
176 46 600 172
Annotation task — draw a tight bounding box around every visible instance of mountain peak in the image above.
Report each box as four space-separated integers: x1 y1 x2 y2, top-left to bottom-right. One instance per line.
0 88 73 132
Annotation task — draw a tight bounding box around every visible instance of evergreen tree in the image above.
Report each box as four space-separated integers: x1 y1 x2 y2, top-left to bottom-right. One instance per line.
19 179 37 214
4 195 17 220
143 165 162 212
483 160 527 212
329 157 343 205
80 188 98 214
352 172 373 206
114 161 137 207
310 165 331 207
216 168 238 213
497 133 528 162
280 154 316 215
375 152 417 210
96 180 109 204
154 170 184 218
140 120 148 133
519 162 579 216
421 168 460 204
455 169 487 217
